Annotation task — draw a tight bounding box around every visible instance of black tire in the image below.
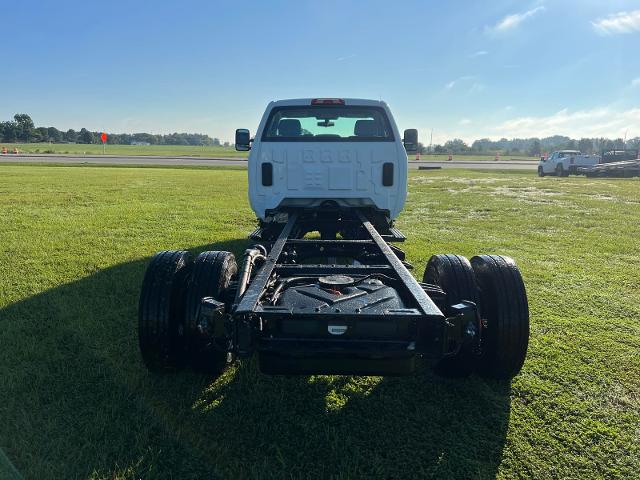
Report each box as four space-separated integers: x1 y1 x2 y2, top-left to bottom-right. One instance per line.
423 254 479 377
537 166 545 177
556 164 566 177
138 250 193 372
184 251 238 374
470 255 529 380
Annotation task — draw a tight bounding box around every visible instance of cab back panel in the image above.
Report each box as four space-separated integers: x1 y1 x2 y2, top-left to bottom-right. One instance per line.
249 142 407 219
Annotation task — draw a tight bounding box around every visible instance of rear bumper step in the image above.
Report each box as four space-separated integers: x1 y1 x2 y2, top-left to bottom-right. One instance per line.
257 338 416 375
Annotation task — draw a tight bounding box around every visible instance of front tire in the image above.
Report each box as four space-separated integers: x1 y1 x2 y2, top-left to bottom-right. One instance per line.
470 255 529 380
538 166 545 177
138 250 193 372
423 254 479 377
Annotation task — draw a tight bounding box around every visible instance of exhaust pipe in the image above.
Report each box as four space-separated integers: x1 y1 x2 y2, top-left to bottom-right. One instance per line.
235 245 266 302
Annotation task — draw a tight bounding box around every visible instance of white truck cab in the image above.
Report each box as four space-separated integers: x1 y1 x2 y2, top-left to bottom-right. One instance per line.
235 98 417 223
538 150 599 177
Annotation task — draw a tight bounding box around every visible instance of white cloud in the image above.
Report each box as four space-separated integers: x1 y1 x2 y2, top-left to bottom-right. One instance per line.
489 6 545 33
631 77 640 88
592 10 640 35
444 75 475 90
469 83 485 94
489 107 640 139
459 118 472 125
419 106 640 145
336 54 357 61
469 50 488 58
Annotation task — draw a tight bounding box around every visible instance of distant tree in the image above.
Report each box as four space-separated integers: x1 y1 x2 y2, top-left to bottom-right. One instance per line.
528 139 541 156
601 138 616 152
0 121 18 142
443 138 469 153
14 113 35 142
32 127 49 142
47 127 63 143
223 141 230 147
39 126 51 140
577 138 593 154
627 137 640 150
472 138 487 153
78 128 95 144
212 137 221 146
132 132 157 144
433 144 445 154
65 129 78 143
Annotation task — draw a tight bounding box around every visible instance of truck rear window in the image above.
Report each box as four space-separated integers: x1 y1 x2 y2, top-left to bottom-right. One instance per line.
261 106 394 142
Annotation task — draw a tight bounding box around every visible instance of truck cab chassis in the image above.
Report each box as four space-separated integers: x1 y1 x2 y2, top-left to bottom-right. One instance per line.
138 98 529 379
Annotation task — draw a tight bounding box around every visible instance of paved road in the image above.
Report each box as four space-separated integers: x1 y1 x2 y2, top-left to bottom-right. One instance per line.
0 154 538 170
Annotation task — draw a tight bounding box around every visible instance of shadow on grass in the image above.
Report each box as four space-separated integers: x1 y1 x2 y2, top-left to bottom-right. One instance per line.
1 240 511 479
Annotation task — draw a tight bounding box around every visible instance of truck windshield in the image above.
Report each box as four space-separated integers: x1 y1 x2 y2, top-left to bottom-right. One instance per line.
262 106 394 142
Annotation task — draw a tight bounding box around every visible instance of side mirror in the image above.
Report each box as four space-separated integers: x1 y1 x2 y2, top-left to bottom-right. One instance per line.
403 129 418 153
235 129 251 151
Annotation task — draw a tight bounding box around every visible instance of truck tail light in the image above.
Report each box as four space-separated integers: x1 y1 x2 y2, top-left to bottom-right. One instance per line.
311 98 345 105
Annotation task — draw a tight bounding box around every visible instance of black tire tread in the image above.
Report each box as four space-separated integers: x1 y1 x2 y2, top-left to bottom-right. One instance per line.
138 250 193 372
470 254 529 379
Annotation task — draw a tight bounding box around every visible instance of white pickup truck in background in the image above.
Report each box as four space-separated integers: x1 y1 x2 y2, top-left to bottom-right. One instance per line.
538 150 600 176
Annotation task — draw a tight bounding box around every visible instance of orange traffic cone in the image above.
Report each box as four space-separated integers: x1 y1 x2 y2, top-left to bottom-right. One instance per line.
448 154 452 161
13 148 18 154
495 152 500 161
416 151 420 161
1 147 6 154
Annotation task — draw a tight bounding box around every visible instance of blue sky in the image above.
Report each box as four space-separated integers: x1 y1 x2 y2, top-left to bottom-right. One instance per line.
2 0 639 143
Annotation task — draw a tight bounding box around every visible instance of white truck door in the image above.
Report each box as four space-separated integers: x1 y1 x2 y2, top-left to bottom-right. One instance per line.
545 152 557 173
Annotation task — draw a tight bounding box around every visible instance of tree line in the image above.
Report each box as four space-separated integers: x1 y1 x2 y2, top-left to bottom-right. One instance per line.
421 135 640 156
0 113 225 146
2 112 638 154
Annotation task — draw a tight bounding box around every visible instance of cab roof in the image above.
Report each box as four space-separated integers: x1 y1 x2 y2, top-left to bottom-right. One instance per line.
268 98 388 108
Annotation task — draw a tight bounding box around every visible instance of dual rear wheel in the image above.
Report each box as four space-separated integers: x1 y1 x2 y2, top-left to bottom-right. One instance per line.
138 249 529 380
138 250 237 374
423 253 529 380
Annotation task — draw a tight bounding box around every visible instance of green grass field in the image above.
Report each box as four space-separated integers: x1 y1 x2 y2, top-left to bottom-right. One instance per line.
0 166 638 479
0 142 537 162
